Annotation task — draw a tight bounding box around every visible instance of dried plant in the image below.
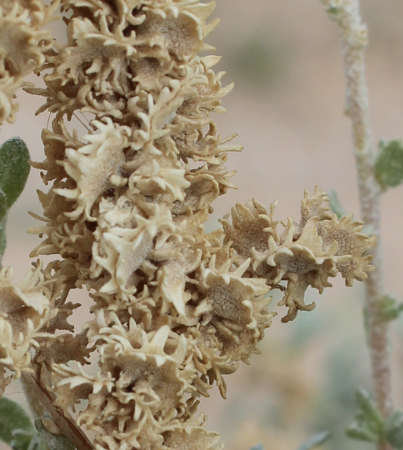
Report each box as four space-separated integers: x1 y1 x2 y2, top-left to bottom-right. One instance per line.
0 1 391 449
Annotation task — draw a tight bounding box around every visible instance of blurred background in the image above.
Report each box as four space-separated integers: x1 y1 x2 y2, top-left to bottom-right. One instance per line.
2 1 403 449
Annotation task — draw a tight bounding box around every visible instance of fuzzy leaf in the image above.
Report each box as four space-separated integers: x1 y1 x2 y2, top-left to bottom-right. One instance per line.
0 189 7 221
250 445 264 450
386 411 403 449
346 389 385 443
297 431 331 450
0 138 30 208
374 140 403 190
326 5 341 16
0 397 36 450
355 388 384 436
345 423 377 442
377 295 403 322
328 190 345 219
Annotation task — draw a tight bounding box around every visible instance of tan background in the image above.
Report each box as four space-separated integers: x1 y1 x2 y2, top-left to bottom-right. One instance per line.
2 1 403 449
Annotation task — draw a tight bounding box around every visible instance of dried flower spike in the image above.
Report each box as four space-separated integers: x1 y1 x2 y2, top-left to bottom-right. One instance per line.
0 1 376 449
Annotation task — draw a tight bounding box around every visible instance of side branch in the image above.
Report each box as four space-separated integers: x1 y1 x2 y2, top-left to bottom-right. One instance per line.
321 1 392 448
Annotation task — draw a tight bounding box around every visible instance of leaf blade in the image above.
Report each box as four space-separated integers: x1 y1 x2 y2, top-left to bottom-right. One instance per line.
0 137 30 208
374 140 403 190
0 397 35 450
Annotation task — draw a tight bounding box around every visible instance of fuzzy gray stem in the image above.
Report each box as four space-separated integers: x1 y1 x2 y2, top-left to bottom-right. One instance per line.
321 1 392 448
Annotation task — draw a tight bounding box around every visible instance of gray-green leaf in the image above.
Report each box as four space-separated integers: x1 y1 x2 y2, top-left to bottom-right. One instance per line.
355 388 384 436
0 397 37 450
345 389 385 443
345 422 377 442
0 137 30 209
374 140 403 190
297 431 331 450
0 189 7 222
378 295 403 322
386 410 403 449
327 6 341 15
250 445 264 450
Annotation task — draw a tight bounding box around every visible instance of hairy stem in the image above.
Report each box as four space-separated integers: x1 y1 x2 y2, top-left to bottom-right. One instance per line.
321 1 392 448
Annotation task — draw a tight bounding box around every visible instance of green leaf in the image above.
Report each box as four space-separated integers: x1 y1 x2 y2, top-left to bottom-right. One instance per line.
297 431 331 450
345 389 385 443
386 410 403 449
0 137 30 208
327 6 341 15
0 397 36 450
345 423 377 442
374 140 403 190
378 295 403 322
0 189 7 222
328 189 345 219
250 445 264 450
355 388 384 436
10 430 47 450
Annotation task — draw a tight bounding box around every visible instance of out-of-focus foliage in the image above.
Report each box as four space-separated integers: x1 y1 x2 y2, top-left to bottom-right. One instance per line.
374 140 403 190
345 389 385 443
220 294 372 450
297 431 331 450
311 337 369 450
377 295 403 322
346 392 403 449
224 32 287 87
250 444 264 450
385 410 403 449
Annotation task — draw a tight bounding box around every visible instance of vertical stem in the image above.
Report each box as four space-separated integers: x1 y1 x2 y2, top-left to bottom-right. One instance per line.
321 1 392 448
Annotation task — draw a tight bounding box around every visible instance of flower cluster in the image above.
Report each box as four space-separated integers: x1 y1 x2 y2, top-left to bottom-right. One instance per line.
0 0 57 124
222 187 374 322
0 265 51 396
0 1 375 449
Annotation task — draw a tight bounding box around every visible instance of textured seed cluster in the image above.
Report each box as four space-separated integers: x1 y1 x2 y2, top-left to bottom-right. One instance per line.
0 1 374 448
0 0 56 124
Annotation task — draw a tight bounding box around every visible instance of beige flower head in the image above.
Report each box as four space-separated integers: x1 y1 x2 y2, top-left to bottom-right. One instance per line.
162 416 223 450
0 0 56 124
221 200 278 260
0 265 50 391
221 189 374 322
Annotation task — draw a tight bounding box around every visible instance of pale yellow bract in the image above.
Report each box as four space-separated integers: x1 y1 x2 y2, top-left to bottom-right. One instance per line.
0 1 375 448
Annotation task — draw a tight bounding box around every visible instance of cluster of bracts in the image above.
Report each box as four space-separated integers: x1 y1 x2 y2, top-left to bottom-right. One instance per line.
0 1 373 449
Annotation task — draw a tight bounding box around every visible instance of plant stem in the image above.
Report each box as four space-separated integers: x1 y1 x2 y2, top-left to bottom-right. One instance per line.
321 1 392 449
